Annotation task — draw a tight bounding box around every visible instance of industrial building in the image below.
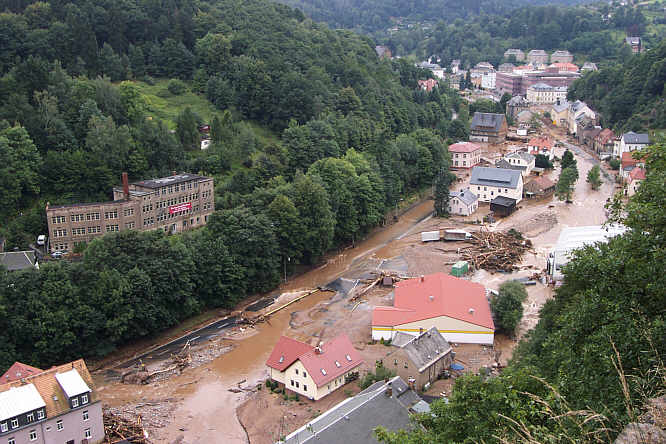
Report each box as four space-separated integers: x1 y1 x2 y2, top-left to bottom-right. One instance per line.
45 173 214 252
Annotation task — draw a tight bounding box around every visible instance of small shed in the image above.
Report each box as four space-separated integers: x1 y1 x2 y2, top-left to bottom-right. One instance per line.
490 196 517 216
451 261 469 277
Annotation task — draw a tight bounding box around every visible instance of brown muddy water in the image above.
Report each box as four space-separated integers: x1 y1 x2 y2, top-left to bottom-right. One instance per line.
98 199 435 443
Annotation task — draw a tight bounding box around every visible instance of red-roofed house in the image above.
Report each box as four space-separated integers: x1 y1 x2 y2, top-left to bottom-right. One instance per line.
548 62 579 72
593 128 615 154
266 335 363 401
417 78 438 92
449 142 482 169
621 152 646 179
626 167 646 196
371 273 494 345
1 362 43 383
528 136 554 160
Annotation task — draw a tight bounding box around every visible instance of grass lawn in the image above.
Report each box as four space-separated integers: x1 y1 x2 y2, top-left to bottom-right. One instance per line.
131 79 220 129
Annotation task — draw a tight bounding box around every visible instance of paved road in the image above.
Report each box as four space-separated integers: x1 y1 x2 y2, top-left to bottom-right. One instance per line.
117 315 238 369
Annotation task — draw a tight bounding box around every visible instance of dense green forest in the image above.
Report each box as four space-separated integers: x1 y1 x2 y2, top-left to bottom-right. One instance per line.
273 0 591 34
568 38 666 131
385 3 657 67
0 0 466 368
376 143 666 443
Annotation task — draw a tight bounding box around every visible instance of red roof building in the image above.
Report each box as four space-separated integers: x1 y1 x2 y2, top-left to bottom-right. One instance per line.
1 362 43 383
417 78 438 92
528 136 554 159
449 142 482 169
372 273 494 345
627 167 646 196
629 167 646 181
621 152 647 178
266 334 363 401
548 62 579 72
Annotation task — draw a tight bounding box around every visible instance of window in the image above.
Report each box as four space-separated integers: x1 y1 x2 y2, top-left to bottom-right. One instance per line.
84 428 91 439
346 354 352 361
86 212 100 221
320 369 327 376
303 385 307 391
57 420 63 430
104 210 118 220
295 381 299 388
10 419 18 429
72 398 79 408
0 422 7 432
335 361 341 368
295 369 298 375
302 372 306 378
394 359 398 366
106 224 119 232
29 430 37 441
83 410 89 421
88 226 101 234
123 208 134 216
27 412 34 422
8 438 15 444
290 380 294 386
81 393 88 404
126 222 135 229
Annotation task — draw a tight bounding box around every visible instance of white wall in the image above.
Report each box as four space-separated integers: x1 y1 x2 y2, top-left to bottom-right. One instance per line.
371 327 494 346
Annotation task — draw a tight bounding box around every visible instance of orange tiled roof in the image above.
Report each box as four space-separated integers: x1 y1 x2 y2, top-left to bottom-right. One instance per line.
0 359 96 418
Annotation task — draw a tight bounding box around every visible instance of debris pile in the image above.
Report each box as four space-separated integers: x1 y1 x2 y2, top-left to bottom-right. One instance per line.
460 230 532 272
121 342 192 385
103 411 148 443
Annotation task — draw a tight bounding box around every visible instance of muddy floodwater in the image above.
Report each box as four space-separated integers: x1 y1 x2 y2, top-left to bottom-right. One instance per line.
97 198 435 443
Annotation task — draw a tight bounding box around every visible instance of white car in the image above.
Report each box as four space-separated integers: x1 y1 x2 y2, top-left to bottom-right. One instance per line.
37 235 46 246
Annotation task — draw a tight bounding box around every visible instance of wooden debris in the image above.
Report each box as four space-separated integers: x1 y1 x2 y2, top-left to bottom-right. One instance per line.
459 229 532 272
103 411 148 443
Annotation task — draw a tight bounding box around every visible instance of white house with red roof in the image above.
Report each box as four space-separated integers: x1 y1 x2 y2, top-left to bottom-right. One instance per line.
626 167 646 197
371 273 494 345
266 334 364 401
528 136 554 160
449 142 482 169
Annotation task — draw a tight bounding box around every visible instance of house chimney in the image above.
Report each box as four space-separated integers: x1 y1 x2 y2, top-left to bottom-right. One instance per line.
315 346 322 355
420 275 425 282
385 384 393 397
469 308 475 314
122 172 129 200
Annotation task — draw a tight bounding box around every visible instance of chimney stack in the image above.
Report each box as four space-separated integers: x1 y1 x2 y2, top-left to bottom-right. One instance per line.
122 172 129 200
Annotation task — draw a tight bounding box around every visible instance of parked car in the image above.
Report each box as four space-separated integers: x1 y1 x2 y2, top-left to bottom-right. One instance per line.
37 234 46 246
51 251 64 259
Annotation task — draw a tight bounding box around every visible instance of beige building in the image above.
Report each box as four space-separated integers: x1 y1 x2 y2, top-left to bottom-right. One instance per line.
550 50 574 63
527 49 549 65
470 166 523 203
0 360 104 444
46 173 214 252
526 83 567 104
266 335 364 401
372 273 495 345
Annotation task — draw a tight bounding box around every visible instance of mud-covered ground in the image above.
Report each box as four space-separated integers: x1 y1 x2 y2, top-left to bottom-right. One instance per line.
94 126 617 444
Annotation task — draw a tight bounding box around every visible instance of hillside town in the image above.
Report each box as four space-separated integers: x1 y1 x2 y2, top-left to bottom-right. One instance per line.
1 2 664 444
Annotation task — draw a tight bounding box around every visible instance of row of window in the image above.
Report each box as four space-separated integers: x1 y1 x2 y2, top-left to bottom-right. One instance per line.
143 217 154 226
53 242 68 251
202 190 212 199
104 210 118 220
106 225 119 232
124 208 134 217
156 194 198 208
0 407 87 433
476 186 510 193
158 181 200 196
5 427 93 443
52 212 105 225
289 380 308 392
53 229 67 238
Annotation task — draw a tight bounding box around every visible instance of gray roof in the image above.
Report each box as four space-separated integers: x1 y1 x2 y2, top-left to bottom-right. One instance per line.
622 132 650 144
396 327 452 373
495 159 525 171
0 251 36 271
552 100 569 113
471 112 506 132
133 173 208 190
506 151 535 163
281 376 425 444
516 110 534 122
507 96 528 106
391 332 416 348
490 196 517 207
528 49 547 55
470 167 522 189
450 189 478 206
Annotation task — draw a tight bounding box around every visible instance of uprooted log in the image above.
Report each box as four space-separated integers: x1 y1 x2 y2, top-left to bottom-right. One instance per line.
459 229 532 272
103 411 148 443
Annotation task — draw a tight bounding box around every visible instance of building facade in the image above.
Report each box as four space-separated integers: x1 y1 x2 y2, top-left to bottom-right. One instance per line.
449 142 482 169
0 360 104 444
505 152 535 176
470 166 523 203
448 189 478 216
481 71 496 89
504 49 525 61
470 113 507 143
526 83 567 104
46 173 214 252
619 132 650 155
549 50 574 63
527 50 549 65
386 328 453 389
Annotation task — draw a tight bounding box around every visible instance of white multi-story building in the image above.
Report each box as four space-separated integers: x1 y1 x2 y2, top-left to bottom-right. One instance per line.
481 71 496 89
526 83 567 104
618 132 650 156
470 167 523 203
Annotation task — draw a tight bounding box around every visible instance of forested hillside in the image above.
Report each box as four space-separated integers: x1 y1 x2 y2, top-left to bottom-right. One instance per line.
568 38 666 131
386 3 655 67
376 143 666 443
0 0 463 368
273 0 590 34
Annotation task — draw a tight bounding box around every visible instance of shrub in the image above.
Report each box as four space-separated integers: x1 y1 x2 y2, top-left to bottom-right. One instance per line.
490 280 527 335
359 362 397 389
609 158 621 170
167 78 188 95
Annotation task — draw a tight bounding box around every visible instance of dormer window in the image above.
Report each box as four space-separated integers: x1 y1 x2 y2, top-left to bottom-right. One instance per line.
27 412 34 422
321 369 327 376
1 422 7 432
81 393 88 404
37 410 44 420
335 361 341 368
278 356 284 363
72 398 79 408
346 355 352 361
